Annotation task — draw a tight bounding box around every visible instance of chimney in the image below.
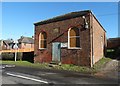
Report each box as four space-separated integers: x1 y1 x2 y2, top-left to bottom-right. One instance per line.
21 36 24 39
32 36 34 39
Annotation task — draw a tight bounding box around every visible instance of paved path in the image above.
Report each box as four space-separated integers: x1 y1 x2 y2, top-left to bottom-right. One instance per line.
94 59 119 80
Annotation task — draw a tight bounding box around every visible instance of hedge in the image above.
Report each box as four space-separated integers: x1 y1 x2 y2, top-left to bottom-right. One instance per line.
2 52 23 60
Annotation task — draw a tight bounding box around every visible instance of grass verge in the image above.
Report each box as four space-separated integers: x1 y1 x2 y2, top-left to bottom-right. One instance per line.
1 57 112 73
92 57 112 71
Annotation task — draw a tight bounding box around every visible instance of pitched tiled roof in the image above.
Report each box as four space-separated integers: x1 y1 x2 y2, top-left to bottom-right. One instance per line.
4 40 13 44
34 10 91 26
2 39 14 46
107 37 120 44
34 10 106 32
107 37 120 48
18 37 34 44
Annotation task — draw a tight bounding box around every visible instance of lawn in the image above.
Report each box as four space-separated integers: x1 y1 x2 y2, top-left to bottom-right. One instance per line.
1 57 112 73
1 60 50 69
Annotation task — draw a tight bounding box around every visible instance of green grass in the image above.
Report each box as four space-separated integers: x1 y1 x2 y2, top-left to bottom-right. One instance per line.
93 57 112 71
53 64 93 73
1 57 112 73
107 49 115 52
1 61 50 69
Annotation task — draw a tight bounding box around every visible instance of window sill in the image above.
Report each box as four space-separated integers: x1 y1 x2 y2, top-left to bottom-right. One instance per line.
67 47 82 50
38 48 47 50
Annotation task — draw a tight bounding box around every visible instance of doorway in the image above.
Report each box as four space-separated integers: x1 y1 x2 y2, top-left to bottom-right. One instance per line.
52 42 61 62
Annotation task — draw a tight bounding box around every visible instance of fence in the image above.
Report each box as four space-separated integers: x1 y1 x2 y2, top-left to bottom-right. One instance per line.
0 48 34 53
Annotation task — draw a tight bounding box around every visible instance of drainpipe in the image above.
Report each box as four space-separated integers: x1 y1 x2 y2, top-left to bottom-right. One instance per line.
91 13 94 67
83 15 93 67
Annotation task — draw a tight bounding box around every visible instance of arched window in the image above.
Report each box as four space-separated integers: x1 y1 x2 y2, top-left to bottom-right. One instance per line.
39 32 47 49
68 27 80 49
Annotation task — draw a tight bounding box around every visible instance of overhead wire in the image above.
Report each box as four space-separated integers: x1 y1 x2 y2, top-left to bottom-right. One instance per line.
95 13 119 17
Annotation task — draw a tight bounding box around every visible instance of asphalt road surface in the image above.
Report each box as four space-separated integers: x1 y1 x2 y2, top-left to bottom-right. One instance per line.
0 64 119 86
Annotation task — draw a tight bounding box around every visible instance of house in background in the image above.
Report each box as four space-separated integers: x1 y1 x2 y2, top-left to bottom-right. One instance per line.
107 37 120 49
0 39 15 50
34 10 107 67
18 36 34 49
107 37 120 59
0 40 3 50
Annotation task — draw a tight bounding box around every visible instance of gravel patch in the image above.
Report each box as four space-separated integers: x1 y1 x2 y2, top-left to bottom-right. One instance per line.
95 60 119 79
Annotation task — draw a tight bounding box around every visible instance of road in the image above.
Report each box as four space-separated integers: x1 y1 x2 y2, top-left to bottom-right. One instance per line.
1 65 49 85
0 64 119 86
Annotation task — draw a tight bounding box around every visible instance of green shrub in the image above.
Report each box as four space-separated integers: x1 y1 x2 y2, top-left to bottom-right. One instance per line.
2 52 14 60
2 52 23 60
93 57 111 71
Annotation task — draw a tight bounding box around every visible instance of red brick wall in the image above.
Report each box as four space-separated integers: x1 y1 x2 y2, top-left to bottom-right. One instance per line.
91 15 107 64
19 43 34 49
34 13 92 66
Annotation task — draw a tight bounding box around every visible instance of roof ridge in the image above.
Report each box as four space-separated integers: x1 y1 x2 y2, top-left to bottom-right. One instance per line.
34 10 91 26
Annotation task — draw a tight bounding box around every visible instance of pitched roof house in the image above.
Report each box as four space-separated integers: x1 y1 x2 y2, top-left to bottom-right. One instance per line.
0 39 15 50
107 37 120 49
18 36 34 49
34 10 107 67
0 40 3 50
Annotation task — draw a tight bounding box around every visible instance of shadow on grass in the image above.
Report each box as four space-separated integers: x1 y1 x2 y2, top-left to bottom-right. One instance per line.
22 51 34 63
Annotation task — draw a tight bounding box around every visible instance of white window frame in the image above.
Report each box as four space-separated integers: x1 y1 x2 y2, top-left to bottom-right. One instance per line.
39 32 47 49
68 28 81 49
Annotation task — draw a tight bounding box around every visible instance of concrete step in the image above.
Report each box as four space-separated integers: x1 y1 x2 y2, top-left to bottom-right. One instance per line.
49 61 61 67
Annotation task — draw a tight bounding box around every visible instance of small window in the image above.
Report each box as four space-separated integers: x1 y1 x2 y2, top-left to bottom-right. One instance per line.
68 27 80 49
39 32 47 49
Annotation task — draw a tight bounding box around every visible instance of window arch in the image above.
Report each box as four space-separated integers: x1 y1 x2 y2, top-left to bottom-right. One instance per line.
39 32 47 49
68 27 80 49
